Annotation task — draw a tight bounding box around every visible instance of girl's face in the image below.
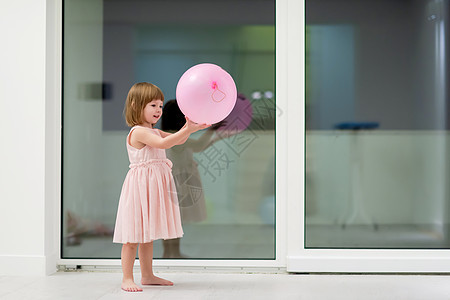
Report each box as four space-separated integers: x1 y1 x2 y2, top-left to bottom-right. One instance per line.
142 99 163 127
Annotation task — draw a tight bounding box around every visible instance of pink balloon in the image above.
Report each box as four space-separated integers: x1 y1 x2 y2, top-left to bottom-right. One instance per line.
176 63 237 124
218 93 253 134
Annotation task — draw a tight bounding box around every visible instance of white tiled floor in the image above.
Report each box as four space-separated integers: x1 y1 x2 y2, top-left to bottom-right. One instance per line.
1 271 450 300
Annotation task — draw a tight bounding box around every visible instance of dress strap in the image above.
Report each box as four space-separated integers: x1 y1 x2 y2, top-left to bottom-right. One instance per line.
127 126 146 148
128 125 150 137
127 126 160 148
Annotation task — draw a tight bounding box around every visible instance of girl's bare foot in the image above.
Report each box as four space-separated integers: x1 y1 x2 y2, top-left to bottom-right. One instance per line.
121 279 143 292
141 275 174 286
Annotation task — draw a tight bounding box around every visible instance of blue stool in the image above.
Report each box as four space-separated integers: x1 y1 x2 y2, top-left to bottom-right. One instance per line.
335 122 379 130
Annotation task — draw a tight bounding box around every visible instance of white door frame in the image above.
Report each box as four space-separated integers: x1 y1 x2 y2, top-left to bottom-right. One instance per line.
48 0 450 274
51 0 288 271
284 0 450 273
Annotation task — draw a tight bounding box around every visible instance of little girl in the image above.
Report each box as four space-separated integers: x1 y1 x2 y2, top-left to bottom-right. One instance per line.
113 82 209 292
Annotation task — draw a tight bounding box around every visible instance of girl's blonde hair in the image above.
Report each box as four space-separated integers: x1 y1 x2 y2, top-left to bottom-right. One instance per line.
124 82 165 127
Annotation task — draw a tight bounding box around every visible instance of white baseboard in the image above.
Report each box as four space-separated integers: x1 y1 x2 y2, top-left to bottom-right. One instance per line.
0 254 58 276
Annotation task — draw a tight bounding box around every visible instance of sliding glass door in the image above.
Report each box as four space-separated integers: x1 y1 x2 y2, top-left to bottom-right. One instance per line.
305 0 450 249
288 0 450 273
62 0 276 263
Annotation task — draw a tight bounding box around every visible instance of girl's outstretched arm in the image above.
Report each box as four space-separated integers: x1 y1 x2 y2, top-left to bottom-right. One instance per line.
132 119 209 150
157 123 189 145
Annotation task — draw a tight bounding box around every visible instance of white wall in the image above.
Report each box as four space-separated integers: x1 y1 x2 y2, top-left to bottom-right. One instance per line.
0 0 59 276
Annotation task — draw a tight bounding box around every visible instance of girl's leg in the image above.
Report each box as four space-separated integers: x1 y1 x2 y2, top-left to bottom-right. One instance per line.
139 241 174 286
121 243 143 292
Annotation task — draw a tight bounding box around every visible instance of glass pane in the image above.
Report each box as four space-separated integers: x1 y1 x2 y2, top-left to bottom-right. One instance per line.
62 0 275 259
305 0 450 248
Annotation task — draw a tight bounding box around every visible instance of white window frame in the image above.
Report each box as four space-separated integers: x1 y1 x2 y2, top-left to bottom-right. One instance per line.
285 0 450 273
50 0 288 271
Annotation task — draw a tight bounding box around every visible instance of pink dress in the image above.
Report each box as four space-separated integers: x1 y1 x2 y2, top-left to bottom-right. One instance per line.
113 126 183 244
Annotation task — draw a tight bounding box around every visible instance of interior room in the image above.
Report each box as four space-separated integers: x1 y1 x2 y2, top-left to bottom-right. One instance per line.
2 0 450 299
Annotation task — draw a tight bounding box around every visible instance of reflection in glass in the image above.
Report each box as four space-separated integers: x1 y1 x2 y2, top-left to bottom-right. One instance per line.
62 0 275 259
306 0 450 248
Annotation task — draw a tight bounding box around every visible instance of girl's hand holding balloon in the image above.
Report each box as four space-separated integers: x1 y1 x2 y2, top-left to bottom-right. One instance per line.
185 116 211 133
